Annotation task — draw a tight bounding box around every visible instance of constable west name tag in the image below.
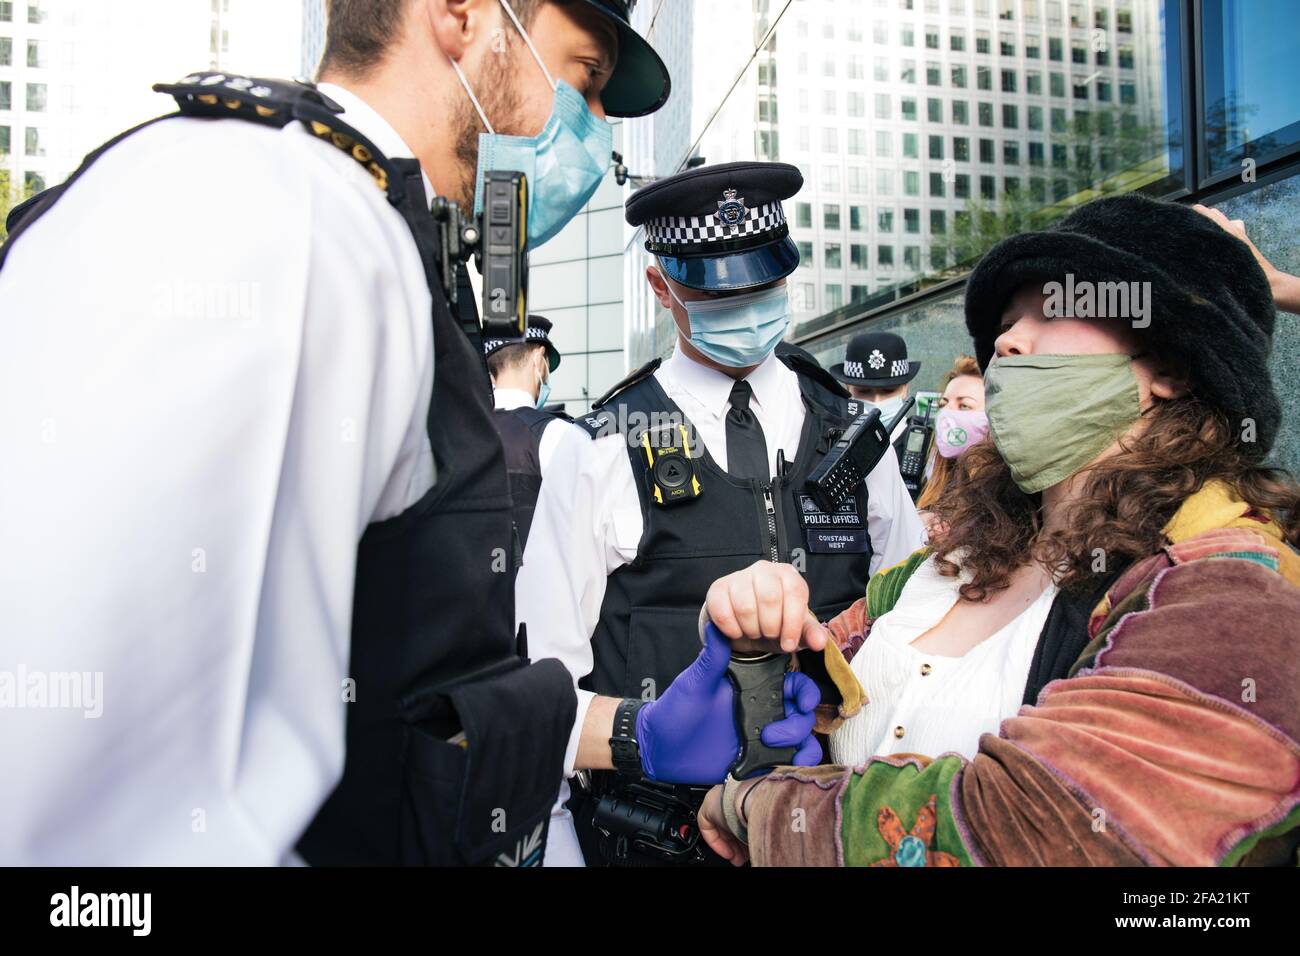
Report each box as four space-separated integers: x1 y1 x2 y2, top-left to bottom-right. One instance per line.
797 494 868 554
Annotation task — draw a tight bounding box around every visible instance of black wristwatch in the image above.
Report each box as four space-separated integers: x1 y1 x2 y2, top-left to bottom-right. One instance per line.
609 698 648 777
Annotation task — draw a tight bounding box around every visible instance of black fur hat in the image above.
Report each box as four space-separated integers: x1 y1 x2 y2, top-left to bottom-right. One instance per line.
965 193 1280 457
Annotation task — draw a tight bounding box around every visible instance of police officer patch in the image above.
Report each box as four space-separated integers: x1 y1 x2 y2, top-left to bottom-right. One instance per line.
797 493 869 554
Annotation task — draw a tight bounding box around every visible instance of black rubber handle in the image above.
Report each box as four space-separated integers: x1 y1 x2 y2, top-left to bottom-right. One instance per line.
726 652 795 778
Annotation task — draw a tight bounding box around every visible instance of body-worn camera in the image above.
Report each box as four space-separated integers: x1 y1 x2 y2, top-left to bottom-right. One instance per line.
431 170 529 339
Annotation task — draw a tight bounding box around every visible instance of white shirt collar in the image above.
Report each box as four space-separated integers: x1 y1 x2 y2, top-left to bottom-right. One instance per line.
316 82 435 206
493 387 536 412
662 347 787 419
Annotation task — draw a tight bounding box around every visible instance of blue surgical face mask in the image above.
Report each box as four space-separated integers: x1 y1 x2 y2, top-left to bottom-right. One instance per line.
663 271 791 368
535 366 552 410
449 0 613 251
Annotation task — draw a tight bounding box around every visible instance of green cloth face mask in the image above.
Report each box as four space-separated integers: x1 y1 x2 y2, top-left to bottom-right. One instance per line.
984 353 1142 494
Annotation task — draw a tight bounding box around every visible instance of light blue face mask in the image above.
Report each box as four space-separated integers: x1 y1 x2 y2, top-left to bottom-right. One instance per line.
450 0 613 251
535 369 552 410
663 272 792 368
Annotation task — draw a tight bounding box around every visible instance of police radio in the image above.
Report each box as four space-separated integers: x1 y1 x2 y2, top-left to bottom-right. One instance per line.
897 392 939 500
805 399 915 514
431 169 529 338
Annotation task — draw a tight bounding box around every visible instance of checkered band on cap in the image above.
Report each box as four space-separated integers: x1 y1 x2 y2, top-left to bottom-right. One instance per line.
891 360 910 377
644 201 787 252
525 326 548 342
844 360 865 378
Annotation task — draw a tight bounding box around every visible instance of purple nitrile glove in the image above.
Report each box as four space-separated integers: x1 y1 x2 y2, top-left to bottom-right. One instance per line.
635 622 822 784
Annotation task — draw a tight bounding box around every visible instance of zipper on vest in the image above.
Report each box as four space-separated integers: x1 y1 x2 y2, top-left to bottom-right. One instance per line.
762 482 780 562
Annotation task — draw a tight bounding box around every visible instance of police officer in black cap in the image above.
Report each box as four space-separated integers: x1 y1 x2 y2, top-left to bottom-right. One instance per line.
516 161 925 866
0 0 755 868
485 314 571 548
831 330 924 450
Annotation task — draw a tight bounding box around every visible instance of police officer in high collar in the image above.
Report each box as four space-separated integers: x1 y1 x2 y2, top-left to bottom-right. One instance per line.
0 1 807 868
516 161 926 866
486 314 570 548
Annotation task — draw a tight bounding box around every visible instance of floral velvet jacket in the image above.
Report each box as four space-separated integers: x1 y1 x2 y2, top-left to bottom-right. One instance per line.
738 481 1300 866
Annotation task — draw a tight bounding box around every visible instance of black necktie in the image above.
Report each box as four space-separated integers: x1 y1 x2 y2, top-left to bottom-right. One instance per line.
725 380 770 481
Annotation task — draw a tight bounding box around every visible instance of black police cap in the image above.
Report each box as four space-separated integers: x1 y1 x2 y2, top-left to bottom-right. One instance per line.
625 161 803 292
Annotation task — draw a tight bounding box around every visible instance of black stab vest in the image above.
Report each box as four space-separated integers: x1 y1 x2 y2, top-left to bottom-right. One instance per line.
491 405 555 550
576 343 874 701
1 73 575 867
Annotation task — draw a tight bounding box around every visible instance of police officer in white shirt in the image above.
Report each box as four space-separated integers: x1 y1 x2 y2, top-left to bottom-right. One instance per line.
0 0 741 867
831 330 923 446
486 314 572 547
516 161 926 866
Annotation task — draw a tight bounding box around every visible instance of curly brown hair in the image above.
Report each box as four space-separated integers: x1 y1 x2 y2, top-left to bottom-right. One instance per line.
928 395 1300 602
915 355 983 512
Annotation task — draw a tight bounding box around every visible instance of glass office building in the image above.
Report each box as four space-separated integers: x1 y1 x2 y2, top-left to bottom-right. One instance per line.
624 0 1300 472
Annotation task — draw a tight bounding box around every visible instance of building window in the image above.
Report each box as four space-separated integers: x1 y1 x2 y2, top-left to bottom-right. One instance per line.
850 205 868 230
27 1 42 24
904 246 921 271
954 136 971 161
1004 140 1021 164
878 209 894 232
926 62 941 86
1002 103 1019 128
979 138 995 162
930 172 946 196
876 168 893 196
0 80 10 111
951 29 966 51
847 92 866 117
976 66 992 91
1005 175 1022 193
0 36 9 66
976 30 990 54
953 100 969 124
979 101 994 126
1001 69 1017 92
904 208 921 233
980 174 996 199
824 204 842 230
797 241 813 266
1025 36 1041 58
901 97 917 121
851 285 870 305
1073 78 1090 100
1000 33 1015 56
930 208 947 233
1116 7 1132 32
1052 107 1068 132
0 1 12 22
904 170 920 196
929 134 944 160
1026 71 1042 95
26 82 47 111
0 124 9 152
928 98 943 122
795 202 812 228
25 170 44 192
951 65 967 88
851 244 869 269
877 244 894 267
900 60 916 84
954 174 971 198
26 38 42 67
24 125 42 155
1072 40 1088 65
926 26 940 49
1028 105 1044 129
875 58 890 81
1049 37 1063 61
873 130 890 157
903 132 919 158
822 127 839 152
1050 72 1066 97
825 244 842 269
875 94 892 119
826 284 844 310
